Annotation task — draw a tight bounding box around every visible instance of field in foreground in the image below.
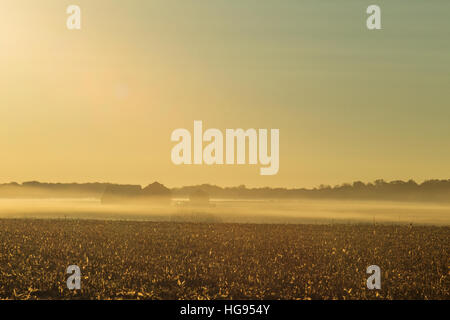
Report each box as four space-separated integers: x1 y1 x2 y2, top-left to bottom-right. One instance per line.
0 219 448 300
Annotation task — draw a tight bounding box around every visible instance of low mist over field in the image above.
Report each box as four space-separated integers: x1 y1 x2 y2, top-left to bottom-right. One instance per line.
1 179 449 225
0 198 449 225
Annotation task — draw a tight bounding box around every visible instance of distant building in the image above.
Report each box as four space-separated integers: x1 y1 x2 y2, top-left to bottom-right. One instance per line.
142 182 171 196
141 182 172 204
101 182 171 205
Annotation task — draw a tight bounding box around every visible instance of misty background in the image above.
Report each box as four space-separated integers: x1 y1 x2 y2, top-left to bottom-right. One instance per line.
0 179 449 225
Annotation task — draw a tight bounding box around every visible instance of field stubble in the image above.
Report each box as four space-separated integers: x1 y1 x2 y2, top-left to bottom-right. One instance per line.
0 219 448 299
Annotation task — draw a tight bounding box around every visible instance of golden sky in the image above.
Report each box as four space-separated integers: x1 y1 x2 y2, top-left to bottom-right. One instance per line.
1 0 449 188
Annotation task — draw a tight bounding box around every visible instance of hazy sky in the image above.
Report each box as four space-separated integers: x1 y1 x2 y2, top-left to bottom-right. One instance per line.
1 0 449 188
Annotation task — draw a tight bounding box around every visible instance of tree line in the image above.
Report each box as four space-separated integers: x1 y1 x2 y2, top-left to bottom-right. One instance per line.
0 179 449 203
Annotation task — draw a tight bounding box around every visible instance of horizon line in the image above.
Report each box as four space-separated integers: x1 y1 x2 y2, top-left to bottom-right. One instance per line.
2 178 450 191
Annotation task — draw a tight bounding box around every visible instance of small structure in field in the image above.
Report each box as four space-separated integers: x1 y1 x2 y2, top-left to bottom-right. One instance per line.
101 182 171 205
141 182 172 204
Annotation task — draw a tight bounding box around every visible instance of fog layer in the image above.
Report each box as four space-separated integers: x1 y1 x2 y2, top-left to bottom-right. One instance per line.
0 198 449 225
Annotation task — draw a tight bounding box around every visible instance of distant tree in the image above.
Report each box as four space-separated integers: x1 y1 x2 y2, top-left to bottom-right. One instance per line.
352 181 366 189
374 179 386 187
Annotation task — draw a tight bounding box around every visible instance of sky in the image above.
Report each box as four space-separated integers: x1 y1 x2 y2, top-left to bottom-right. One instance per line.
1 0 449 188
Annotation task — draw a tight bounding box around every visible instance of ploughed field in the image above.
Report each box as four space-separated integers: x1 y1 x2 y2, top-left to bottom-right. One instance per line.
0 219 448 299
